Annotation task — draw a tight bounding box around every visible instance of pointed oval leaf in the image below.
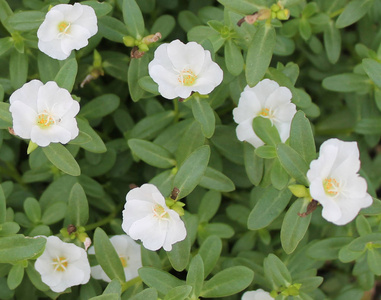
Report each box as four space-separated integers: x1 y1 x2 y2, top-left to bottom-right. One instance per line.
42 143 80 176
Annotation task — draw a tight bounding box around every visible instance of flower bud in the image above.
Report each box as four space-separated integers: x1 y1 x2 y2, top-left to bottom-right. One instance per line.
138 43 149 52
123 36 136 47
288 184 310 198
142 32 162 45
277 9 290 20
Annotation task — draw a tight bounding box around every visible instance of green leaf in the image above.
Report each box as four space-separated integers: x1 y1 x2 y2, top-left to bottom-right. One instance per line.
23 198 41 224
130 288 158 300
355 118 381 135
253 117 281 147
151 15 176 40
211 125 244 165
217 0 266 14
362 58 381 89
198 235 222 278
191 97 215 138
244 143 263 185
290 111 316 165
80 94 120 119
263 254 292 288
281 198 311 254
255 145 277 159
308 237 353 260
138 76 159 95
80 1 113 17
173 145 210 199
94 227 126 283
246 24 276 87
138 267 183 295
0 0 12 22
338 244 364 263
322 73 371 93
164 286 192 300
199 167 235 192
167 234 191 271
54 58 78 92
200 266 254 298
38 52 60 83
41 202 67 225
128 139 176 168
89 294 120 300
0 103 8 129
356 215 372 236
128 55 150 102
66 183 89 227
0 222 20 236
123 0 145 38
7 263 24 290
0 185 6 224
336 0 373 28
0 37 13 57
299 18 311 40
276 143 309 186
42 143 81 176
129 111 175 140
10 50 28 89
198 191 221 223
98 16 129 43
175 121 205 165
247 187 292 230
186 255 204 299
26 262 49 291
367 248 381 275
225 39 244 76
0 235 46 263
324 21 341 64
5 11 44 31
77 118 107 153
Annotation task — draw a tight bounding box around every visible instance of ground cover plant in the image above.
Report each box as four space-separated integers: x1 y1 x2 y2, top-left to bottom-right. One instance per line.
0 0 381 299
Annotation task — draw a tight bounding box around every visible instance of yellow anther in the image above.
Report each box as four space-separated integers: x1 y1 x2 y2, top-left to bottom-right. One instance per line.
178 68 197 86
323 178 340 196
52 256 68 272
37 111 56 128
259 108 270 117
58 21 70 33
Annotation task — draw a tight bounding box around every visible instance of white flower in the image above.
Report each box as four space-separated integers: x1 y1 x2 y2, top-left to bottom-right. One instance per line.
34 236 90 293
37 3 97 60
88 235 142 282
122 183 187 251
242 289 274 300
9 80 80 147
232 79 297 148
307 138 373 225
148 39 223 99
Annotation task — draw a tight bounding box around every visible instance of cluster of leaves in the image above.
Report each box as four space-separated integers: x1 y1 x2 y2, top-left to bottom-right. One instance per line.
0 0 381 299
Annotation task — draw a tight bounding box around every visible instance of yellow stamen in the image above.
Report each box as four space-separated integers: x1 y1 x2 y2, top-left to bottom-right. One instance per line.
120 256 128 268
178 68 197 86
259 108 270 117
153 204 169 219
323 178 340 196
58 21 70 33
52 256 68 272
37 111 56 129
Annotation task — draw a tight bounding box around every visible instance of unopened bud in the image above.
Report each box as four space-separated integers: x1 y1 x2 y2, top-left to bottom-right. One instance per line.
138 43 149 52
84 237 92 251
271 3 280 12
123 36 135 47
277 9 290 20
142 32 162 45
288 184 310 198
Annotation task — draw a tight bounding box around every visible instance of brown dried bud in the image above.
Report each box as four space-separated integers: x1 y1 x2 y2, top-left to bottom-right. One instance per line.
298 200 319 217
129 183 138 190
142 32 162 45
67 224 76 235
131 46 145 59
8 127 15 135
170 187 180 200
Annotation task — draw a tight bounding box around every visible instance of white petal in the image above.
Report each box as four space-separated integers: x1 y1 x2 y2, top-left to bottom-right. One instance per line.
91 265 110 282
72 4 98 36
37 10 64 42
126 184 163 203
250 79 279 104
61 24 91 53
30 125 72 147
242 289 274 300
62 3 84 23
236 120 264 148
9 80 42 110
128 215 167 251
233 90 262 123
274 121 291 143
162 212 187 251
333 194 372 225
122 200 154 234
273 103 297 123
195 50 223 86
265 86 292 109
38 39 70 60
148 64 179 99
9 101 37 139
167 40 206 74
174 85 194 99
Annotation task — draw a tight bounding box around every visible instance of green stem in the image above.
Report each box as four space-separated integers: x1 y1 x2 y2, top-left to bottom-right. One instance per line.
84 202 124 231
173 98 179 123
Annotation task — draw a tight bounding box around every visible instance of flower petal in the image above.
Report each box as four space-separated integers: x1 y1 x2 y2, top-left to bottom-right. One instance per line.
167 40 206 74
9 80 42 111
30 125 72 147
9 101 37 139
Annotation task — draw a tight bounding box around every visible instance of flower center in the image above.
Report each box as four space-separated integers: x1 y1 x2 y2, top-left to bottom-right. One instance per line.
52 256 68 272
119 256 128 268
323 178 340 196
37 111 56 129
178 68 197 86
153 204 169 219
58 21 70 33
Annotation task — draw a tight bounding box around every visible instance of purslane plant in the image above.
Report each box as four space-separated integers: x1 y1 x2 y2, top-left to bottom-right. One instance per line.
0 0 380 299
